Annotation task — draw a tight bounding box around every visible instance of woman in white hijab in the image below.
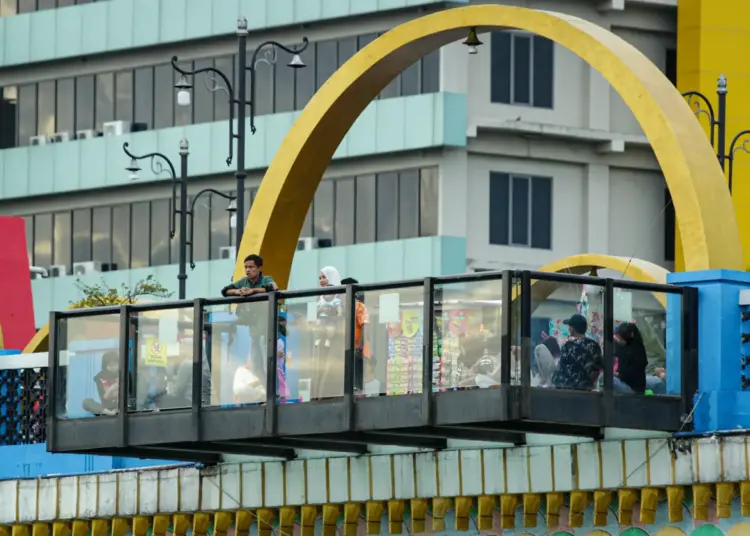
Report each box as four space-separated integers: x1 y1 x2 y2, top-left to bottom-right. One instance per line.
313 266 343 398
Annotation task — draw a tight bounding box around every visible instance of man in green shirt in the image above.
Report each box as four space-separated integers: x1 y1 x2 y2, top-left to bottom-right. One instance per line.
221 254 278 297
221 254 279 378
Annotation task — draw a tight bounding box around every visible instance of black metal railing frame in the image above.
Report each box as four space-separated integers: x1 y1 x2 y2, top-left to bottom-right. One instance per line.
46 269 700 446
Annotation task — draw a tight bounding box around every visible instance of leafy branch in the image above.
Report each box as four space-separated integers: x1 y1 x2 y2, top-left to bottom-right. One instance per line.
71 275 173 309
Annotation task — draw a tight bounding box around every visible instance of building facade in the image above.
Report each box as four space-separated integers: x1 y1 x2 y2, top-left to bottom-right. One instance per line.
0 0 678 327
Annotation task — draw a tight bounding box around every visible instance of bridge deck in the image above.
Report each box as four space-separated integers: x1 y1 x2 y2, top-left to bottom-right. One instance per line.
46 270 698 462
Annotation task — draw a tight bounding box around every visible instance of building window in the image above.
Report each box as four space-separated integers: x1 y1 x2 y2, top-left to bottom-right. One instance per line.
489 172 552 249
665 49 677 87
491 31 554 108
664 188 675 262
23 167 441 272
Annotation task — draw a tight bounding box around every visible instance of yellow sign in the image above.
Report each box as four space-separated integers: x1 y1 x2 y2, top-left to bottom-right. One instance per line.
144 337 167 367
401 310 420 338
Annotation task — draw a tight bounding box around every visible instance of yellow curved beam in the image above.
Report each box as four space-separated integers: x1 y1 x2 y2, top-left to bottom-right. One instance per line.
536 254 669 308
235 4 742 286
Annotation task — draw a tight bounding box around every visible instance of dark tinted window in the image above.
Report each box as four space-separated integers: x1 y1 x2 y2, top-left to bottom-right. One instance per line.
665 49 677 86
398 169 419 239
192 59 214 123
356 175 376 243
18 84 36 145
337 37 357 67
92 207 111 265
75 75 95 131
252 54 273 117
376 172 398 241
210 194 231 260
150 199 170 266
512 35 531 105
295 42 316 109
492 32 553 108
134 67 153 129
72 209 91 263
17 0 34 13
402 60 420 96
334 178 355 246
490 32 511 103
111 205 130 270
314 180 334 241
419 168 439 237
34 213 52 268
533 37 554 108
316 40 338 90
274 49 294 113
531 176 552 249
0 87 17 149
153 64 174 129
191 196 210 262
130 202 150 268
115 70 134 122
664 188 675 261
489 172 510 245
213 56 233 121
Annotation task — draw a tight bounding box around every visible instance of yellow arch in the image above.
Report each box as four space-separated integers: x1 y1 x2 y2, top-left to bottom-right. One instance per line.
235 4 742 286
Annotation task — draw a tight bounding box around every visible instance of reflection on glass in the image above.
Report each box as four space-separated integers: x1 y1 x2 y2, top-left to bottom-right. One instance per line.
154 65 174 129
422 50 440 93
0 86 17 149
129 307 196 412
72 209 92 263
530 278 604 390
53 211 71 269
55 314 122 419
314 180 333 241
210 194 230 260
252 54 273 116
150 199 170 266
56 78 74 134
18 84 36 145
295 42 316 110
402 60 420 96
337 37 356 67
111 205 130 270
190 195 210 262
282 292 346 402
611 287 675 396
213 56 233 121
34 213 52 267
192 59 214 124
130 202 150 268
204 300 269 407
0 0 18 17
24 216 33 262
95 73 114 130
357 285 424 396
274 49 294 113
398 170 419 239
115 70 134 122
37 81 55 136
174 62 192 126
420 167 439 237
433 279 504 391
316 40 338 91
134 67 154 129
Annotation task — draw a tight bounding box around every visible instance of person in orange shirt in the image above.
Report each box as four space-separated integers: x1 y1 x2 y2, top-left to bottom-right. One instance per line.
341 277 372 392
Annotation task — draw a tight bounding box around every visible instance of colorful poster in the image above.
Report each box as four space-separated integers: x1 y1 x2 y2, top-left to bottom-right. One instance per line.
144 337 168 367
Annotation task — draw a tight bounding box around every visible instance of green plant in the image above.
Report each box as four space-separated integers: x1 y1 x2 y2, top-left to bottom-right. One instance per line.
71 275 173 309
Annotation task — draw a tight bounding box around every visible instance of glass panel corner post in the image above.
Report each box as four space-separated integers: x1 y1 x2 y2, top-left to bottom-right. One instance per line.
264 291 279 436
681 286 699 424
117 304 131 448
47 311 60 452
343 282 356 430
192 298 206 441
602 278 615 418
500 270 514 387
421 277 436 426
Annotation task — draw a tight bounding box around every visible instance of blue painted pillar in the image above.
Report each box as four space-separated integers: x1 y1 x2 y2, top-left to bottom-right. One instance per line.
667 270 750 431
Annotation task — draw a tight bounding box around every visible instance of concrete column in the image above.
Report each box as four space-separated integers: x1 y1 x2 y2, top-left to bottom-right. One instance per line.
667 270 750 431
584 164 610 254
437 149 468 238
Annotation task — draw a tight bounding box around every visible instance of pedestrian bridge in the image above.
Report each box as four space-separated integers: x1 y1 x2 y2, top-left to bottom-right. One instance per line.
45 270 697 462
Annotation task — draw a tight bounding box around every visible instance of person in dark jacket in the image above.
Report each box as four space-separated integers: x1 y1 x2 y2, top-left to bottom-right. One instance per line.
613 322 648 394
82 351 120 415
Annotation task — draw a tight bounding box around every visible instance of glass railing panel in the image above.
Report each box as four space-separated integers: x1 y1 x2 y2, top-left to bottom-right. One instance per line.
204 299 269 407
128 306 195 413
281 290 347 403
55 312 122 419
433 277 504 391
611 284 677 397
356 284 425 397
528 277 606 391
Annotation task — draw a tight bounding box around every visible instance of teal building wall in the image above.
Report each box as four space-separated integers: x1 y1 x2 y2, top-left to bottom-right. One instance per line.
30 236 467 327
0 93 467 200
0 0 467 68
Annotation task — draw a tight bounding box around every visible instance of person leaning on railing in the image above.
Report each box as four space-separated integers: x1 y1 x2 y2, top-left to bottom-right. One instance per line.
221 254 279 378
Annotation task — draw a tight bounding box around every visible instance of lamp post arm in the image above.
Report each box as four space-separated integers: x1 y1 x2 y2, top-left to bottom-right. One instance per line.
682 90 718 147
727 129 750 194
246 37 309 134
172 56 237 167
186 189 237 270
123 142 179 238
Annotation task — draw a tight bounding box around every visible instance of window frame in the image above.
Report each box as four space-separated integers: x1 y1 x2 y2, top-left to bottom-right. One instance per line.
492 30 554 109
490 172 553 250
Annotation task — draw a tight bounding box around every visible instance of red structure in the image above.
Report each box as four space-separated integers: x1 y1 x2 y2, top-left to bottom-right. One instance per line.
0 216 35 350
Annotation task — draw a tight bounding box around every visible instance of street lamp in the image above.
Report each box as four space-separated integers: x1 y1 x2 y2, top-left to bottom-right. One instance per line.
123 141 235 300
681 74 750 192
462 27 483 55
171 16 309 250
187 189 237 270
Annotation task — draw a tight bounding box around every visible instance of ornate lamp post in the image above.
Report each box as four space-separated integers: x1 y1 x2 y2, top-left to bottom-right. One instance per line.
123 140 236 299
171 17 309 251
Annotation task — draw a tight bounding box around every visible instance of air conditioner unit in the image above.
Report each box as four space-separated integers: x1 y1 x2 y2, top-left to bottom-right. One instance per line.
297 237 314 251
73 261 102 276
102 120 131 136
48 265 68 278
75 129 99 140
51 132 71 143
219 246 236 260
29 135 47 146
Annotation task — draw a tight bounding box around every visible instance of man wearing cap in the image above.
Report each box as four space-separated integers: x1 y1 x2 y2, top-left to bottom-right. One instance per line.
551 313 603 390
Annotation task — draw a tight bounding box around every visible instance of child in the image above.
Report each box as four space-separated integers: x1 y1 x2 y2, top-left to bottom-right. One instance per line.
82 351 120 416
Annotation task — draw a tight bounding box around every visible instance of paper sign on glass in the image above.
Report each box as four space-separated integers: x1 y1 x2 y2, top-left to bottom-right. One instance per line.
379 293 401 324
614 290 633 322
